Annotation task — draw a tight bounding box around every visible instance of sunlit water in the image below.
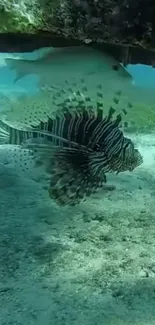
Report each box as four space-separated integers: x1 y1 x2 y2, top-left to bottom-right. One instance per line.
0 48 155 325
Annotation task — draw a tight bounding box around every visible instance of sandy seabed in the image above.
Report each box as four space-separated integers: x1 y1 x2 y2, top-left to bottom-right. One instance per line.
0 133 155 325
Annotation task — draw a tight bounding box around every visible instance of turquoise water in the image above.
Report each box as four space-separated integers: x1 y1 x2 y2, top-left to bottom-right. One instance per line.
0 48 155 325
127 63 155 88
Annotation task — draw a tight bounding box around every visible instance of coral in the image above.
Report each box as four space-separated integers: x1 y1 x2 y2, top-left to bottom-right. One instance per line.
0 0 43 32
0 0 154 65
0 0 154 50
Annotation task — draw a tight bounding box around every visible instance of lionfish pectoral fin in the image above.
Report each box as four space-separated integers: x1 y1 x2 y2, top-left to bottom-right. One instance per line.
48 147 91 205
34 147 100 206
22 143 92 204
47 147 106 206
48 172 84 206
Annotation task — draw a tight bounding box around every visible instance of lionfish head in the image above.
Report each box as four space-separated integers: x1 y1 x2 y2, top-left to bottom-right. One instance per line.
118 138 143 172
109 137 143 174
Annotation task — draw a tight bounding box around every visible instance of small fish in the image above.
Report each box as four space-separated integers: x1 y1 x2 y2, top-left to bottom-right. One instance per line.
0 86 143 206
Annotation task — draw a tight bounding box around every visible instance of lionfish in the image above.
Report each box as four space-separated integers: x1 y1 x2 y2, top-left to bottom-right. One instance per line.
0 82 143 206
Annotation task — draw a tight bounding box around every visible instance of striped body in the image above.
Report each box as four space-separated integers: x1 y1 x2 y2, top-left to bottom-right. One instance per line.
31 107 142 175
0 93 143 205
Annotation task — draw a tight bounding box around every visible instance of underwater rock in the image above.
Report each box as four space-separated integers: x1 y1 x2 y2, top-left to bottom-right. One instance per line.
0 0 155 65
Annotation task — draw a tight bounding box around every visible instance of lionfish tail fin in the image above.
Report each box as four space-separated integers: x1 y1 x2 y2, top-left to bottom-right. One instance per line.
0 119 10 144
